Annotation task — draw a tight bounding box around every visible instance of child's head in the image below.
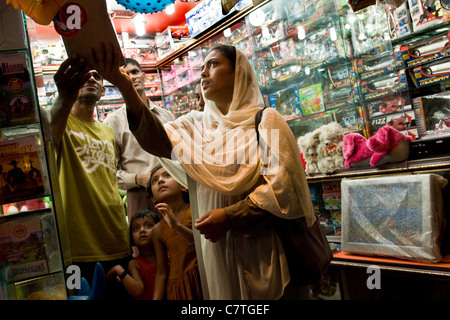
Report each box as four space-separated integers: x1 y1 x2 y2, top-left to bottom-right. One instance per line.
129 209 161 247
146 164 189 204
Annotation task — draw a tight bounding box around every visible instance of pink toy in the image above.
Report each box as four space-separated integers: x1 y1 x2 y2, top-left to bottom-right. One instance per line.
367 125 413 166
342 132 374 169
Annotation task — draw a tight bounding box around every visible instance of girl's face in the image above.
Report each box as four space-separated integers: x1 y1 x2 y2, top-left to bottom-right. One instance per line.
200 50 235 105
150 167 185 202
131 217 154 247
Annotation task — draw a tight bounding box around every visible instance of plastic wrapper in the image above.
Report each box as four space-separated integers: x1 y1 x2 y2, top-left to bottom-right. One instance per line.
341 174 448 263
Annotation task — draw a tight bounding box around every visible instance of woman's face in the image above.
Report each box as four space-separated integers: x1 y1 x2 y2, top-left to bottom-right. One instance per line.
201 49 235 108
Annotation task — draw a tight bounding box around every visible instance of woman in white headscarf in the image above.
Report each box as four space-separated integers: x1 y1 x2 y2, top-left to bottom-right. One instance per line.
90 43 316 300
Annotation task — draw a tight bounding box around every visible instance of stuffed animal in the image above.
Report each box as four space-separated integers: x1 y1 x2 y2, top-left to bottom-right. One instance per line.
316 122 345 174
297 130 320 175
367 125 412 166
342 132 374 169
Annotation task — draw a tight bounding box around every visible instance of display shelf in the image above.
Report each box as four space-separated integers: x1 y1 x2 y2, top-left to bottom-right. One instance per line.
0 8 66 300
332 251 450 277
305 155 450 182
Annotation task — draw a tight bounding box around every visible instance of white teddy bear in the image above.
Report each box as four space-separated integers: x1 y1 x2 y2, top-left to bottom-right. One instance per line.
316 122 345 174
297 130 321 175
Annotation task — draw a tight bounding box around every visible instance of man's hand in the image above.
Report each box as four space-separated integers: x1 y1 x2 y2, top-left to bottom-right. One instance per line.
53 55 91 106
194 208 230 243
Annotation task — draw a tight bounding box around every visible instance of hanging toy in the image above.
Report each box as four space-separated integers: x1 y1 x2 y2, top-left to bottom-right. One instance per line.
115 0 176 14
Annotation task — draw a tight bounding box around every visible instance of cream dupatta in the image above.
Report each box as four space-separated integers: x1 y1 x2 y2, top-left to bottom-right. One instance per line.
144 48 315 299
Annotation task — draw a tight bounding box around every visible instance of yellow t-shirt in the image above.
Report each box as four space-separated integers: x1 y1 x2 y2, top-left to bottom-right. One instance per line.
56 114 130 262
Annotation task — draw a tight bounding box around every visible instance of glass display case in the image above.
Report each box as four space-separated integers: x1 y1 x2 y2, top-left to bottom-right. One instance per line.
0 7 66 300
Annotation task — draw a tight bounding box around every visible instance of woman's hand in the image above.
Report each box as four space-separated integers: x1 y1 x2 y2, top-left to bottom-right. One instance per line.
194 208 230 243
88 42 130 87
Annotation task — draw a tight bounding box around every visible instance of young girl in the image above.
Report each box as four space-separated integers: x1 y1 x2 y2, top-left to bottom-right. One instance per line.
148 164 203 300
107 209 166 300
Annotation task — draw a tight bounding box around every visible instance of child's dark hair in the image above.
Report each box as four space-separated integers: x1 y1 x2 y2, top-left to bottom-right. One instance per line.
146 164 190 204
129 209 161 246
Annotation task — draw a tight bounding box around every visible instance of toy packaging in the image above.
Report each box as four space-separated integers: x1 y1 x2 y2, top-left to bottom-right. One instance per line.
268 86 302 119
399 31 450 68
359 69 409 101
155 26 192 60
412 91 450 138
355 52 404 81
411 56 450 87
369 109 417 136
341 174 448 262
0 51 38 127
408 0 445 32
0 217 49 282
366 93 412 118
385 1 413 39
297 83 325 116
0 135 46 205
332 105 368 134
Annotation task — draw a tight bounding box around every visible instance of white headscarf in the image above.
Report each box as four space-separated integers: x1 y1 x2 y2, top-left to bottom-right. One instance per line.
160 47 315 299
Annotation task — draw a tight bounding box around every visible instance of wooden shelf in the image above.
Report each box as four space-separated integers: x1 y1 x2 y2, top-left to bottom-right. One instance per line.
332 251 450 278
306 155 450 183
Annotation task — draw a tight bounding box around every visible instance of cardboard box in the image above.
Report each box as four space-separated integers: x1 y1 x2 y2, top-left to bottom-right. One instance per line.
366 93 412 119
59 0 124 65
412 91 450 138
399 31 450 68
408 0 445 32
0 51 38 126
355 53 404 81
360 69 409 101
341 174 448 262
0 218 49 282
411 56 450 87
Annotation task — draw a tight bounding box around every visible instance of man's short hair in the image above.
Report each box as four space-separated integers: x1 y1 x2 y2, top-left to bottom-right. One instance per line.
124 58 143 72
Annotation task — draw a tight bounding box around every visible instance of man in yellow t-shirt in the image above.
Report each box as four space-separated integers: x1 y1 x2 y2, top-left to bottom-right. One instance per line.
46 55 131 300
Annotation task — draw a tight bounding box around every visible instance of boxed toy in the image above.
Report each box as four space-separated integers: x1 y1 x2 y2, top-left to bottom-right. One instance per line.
369 109 417 137
303 22 346 66
0 51 38 126
268 86 302 119
253 21 286 48
284 0 307 26
0 135 46 205
408 0 445 32
155 26 192 60
366 93 412 118
341 174 448 262
332 105 368 134
355 52 404 81
412 91 450 138
296 83 325 116
323 86 357 110
359 69 409 101
0 217 49 282
400 30 450 68
385 1 413 39
411 56 450 87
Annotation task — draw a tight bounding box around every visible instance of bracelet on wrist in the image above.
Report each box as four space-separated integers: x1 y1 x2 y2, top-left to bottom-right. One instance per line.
118 270 128 280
